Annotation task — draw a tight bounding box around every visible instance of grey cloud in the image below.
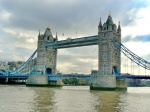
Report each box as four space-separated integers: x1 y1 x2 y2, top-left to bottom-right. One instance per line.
0 0 143 34
122 34 150 43
142 54 150 62
122 36 132 43
133 34 150 42
57 56 97 74
57 46 98 65
57 47 98 73
0 46 35 62
13 47 35 57
0 29 36 61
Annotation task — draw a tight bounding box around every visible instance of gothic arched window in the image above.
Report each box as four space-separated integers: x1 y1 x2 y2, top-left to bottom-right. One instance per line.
47 36 49 40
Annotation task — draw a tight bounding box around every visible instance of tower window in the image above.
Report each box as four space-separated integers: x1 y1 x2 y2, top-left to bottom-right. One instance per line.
47 36 49 40
102 33 104 37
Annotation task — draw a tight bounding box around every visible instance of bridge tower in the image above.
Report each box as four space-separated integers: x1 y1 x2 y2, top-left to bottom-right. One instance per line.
26 28 62 86
37 28 57 74
90 14 127 91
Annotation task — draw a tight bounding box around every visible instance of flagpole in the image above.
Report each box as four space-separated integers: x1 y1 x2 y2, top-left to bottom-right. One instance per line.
76 30 77 37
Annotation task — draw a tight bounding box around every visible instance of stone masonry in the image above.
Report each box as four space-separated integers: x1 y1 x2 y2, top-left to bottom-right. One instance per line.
90 14 127 91
37 28 57 74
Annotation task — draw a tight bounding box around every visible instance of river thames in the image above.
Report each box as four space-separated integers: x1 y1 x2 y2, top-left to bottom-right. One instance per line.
0 85 150 112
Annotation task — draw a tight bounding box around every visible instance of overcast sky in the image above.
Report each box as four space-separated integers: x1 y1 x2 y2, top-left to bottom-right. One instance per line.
0 0 150 74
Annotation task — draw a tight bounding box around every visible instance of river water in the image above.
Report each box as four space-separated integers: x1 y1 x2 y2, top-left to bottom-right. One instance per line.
0 85 150 112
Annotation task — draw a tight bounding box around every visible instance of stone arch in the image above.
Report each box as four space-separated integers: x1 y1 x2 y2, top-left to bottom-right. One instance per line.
47 36 49 40
46 68 52 74
112 66 117 75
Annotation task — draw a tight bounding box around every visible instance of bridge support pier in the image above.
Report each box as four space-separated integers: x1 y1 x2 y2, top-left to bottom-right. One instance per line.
90 75 127 91
26 74 63 87
0 78 8 84
26 74 49 86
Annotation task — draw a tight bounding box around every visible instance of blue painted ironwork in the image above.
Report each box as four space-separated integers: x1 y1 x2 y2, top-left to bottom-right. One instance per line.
0 65 36 77
0 74 28 78
31 71 43 75
112 39 150 70
116 74 150 79
1 73 150 80
45 35 99 48
16 65 37 75
0 70 7 75
0 73 91 80
48 74 91 81
7 50 37 74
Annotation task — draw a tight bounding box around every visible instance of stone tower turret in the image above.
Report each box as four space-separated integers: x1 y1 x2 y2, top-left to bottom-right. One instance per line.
98 18 102 33
117 21 121 36
90 14 126 91
98 14 121 75
37 28 57 74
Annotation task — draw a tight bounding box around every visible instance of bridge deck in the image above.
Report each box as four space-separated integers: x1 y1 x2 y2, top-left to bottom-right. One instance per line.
0 75 28 78
1 74 150 80
45 35 99 48
116 75 150 79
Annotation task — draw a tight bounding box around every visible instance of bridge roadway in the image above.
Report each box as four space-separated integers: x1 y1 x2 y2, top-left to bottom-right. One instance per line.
116 74 150 79
48 74 91 81
1 74 150 80
0 74 91 81
45 35 99 48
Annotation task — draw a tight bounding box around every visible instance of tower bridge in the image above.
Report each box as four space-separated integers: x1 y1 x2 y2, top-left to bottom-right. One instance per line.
1 14 150 90
45 35 99 48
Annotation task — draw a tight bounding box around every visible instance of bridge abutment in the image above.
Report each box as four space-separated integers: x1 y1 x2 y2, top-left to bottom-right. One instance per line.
26 74 63 87
26 74 49 86
90 15 127 91
90 74 127 91
90 75 116 91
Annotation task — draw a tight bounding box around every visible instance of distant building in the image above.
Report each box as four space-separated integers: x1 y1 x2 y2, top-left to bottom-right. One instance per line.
78 79 89 85
0 58 37 73
7 61 24 71
0 61 7 71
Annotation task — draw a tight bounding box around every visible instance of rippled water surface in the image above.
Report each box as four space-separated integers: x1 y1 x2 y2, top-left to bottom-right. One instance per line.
0 85 150 112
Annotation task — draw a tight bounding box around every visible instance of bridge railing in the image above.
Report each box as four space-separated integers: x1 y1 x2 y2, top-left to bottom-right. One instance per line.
0 70 7 75
7 50 37 74
112 39 150 70
48 74 91 81
45 35 98 47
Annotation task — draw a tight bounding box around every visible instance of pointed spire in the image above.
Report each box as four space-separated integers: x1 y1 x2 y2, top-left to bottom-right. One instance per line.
99 18 102 27
56 32 58 40
48 25 51 30
106 13 113 24
44 27 52 37
117 21 121 35
98 17 103 32
38 30 41 38
118 21 121 30
39 30 40 35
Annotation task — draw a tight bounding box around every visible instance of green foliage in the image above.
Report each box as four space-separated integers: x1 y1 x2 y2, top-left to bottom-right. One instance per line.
62 79 69 84
62 78 79 85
